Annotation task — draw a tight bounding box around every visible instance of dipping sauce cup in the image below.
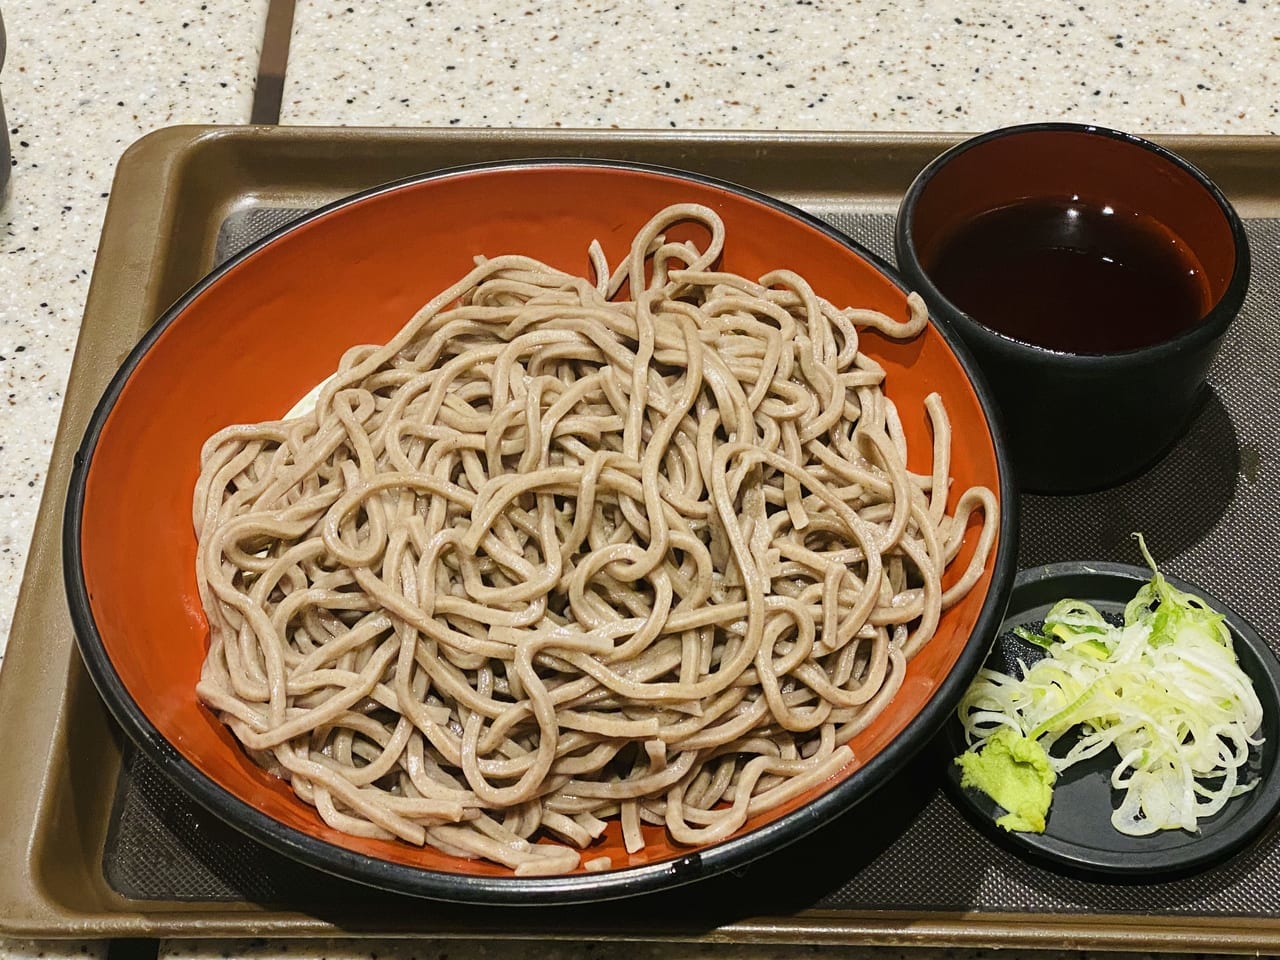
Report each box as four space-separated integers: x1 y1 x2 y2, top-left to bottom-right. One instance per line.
895 123 1250 495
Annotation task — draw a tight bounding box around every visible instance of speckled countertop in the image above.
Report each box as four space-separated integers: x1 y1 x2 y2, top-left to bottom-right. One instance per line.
1 1 1278 958
280 0 1278 131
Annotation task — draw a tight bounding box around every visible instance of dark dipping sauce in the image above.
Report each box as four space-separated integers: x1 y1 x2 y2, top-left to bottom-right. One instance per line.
923 198 1212 353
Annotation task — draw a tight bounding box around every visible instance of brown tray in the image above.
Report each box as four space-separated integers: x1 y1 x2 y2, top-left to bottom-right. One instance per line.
3 125 1280 950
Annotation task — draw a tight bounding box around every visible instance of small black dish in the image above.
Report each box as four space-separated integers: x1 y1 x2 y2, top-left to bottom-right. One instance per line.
943 561 1280 879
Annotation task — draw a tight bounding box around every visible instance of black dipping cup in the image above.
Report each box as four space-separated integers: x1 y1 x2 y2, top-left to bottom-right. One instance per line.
895 123 1250 495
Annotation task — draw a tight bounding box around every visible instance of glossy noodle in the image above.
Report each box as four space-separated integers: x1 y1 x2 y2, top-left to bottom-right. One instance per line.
193 203 997 875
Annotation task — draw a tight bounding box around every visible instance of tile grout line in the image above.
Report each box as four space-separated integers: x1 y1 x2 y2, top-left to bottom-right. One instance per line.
105 939 159 960
250 0 297 125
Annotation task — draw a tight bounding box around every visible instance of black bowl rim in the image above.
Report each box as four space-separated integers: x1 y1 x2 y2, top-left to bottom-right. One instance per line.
63 157 1019 905
944 559 1280 879
894 121 1252 368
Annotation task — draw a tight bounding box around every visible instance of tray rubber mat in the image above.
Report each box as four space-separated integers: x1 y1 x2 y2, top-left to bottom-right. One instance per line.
101 206 1280 915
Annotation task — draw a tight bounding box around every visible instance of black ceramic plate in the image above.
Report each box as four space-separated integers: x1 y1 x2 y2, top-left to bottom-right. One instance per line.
943 561 1280 879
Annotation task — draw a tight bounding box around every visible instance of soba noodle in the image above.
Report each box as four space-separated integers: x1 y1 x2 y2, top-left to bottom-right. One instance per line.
194 203 997 875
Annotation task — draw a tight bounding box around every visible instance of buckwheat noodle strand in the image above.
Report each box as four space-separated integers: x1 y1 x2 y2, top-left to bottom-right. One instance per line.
194 203 997 876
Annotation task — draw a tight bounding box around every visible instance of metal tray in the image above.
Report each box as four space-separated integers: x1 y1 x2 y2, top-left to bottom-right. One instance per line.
3 125 1280 950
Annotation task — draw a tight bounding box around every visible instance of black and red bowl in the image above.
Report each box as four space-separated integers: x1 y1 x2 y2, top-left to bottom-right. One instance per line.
64 160 1017 903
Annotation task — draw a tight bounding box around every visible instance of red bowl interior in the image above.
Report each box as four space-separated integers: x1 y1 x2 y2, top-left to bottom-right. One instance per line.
77 164 1004 882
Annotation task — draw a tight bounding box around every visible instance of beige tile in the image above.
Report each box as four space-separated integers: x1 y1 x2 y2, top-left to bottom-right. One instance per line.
281 0 1279 133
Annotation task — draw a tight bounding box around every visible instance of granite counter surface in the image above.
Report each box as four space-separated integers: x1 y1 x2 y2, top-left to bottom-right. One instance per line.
281 0 1278 133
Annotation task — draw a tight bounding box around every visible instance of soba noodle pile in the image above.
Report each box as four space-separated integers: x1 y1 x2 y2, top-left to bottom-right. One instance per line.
194 203 996 876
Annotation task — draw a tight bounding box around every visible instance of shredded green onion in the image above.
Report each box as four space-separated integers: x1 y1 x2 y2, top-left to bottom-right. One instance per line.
957 535 1264 836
